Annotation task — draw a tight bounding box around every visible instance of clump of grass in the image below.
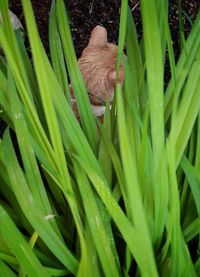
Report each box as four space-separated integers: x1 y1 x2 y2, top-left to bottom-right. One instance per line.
0 0 200 276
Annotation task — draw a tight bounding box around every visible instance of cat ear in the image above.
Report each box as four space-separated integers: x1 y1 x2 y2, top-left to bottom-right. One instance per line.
88 25 108 47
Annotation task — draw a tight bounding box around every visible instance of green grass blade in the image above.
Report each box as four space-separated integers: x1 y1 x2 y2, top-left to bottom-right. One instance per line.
117 0 128 72
7 70 63 239
74 153 158 276
20 3 88 260
49 0 69 99
126 7 145 113
56 0 98 151
181 156 200 214
0 206 51 277
140 0 169 245
0 259 17 277
0 130 78 274
164 11 200 121
73 160 120 277
116 85 158 275
167 48 200 167
184 216 200 243
140 0 165 164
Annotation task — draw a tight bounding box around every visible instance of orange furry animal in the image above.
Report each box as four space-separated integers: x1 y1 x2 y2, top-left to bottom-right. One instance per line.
71 25 124 118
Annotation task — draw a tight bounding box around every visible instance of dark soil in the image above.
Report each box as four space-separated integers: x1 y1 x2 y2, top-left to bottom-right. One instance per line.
9 0 199 59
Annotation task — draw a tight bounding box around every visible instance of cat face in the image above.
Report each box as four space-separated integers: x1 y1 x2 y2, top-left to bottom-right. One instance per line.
78 25 124 105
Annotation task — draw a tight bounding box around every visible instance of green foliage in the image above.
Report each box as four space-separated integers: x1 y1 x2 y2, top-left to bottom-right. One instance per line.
0 0 200 276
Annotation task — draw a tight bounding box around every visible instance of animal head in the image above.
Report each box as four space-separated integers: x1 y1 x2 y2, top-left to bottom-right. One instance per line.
78 25 124 105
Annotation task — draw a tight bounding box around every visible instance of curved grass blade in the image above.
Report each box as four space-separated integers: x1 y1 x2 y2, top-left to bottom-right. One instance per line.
73 160 121 277
140 0 169 246
0 130 78 274
126 7 145 113
0 206 51 277
8 71 54 217
49 0 69 100
184 216 200 243
164 11 200 122
167 48 200 167
0 259 17 277
20 5 89 267
56 0 98 151
117 0 128 73
74 153 158 276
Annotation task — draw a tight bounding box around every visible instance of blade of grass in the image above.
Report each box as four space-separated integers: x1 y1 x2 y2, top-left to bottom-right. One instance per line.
0 259 17 277
116 84 158 275
74 152 158 276
56 0 98 151
181 156 200 214
0 130 78 274
117 0 128 73
167 48 200 167
49 0 69 100
73 160 121 277
0 205 51 277
164 11 200 121
140 0 168 247
126 7 145 113
20 5 91 271
184 216 200 243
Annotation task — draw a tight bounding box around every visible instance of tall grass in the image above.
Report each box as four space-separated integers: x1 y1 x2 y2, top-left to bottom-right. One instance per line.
0 0 200 276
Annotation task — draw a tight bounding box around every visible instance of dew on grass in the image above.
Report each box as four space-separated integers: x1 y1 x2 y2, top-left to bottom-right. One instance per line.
29 195 34 203
95 216 100 227
92 255 96 264
44 214 56 221
15 112 22 120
